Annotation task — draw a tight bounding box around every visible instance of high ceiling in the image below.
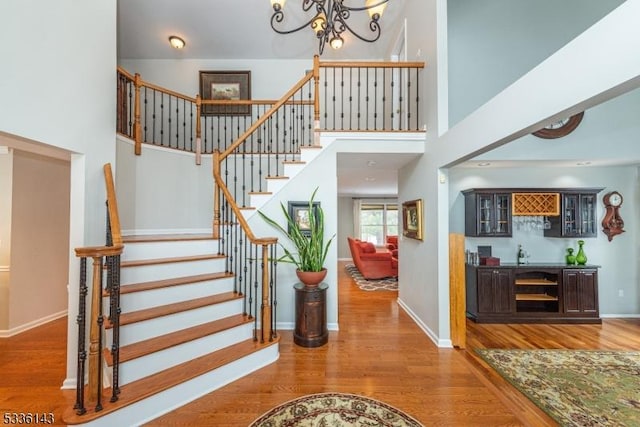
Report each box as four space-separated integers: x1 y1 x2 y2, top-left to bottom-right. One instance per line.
118 0 407 61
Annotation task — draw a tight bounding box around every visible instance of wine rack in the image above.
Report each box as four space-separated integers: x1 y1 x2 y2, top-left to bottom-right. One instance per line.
512 192 560 216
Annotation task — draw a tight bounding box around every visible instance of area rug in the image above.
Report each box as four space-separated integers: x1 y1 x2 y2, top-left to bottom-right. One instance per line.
249 392 423 427
476 349 640 427
345 264 398 291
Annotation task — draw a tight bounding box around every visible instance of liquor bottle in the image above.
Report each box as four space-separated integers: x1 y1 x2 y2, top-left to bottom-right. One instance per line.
517 244 525 265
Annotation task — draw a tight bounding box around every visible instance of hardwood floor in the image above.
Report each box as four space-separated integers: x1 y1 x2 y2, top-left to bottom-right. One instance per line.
2 261 640 426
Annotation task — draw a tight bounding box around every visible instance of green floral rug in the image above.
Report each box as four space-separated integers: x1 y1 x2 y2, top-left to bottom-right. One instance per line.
249 392 422 426
476 349 640 426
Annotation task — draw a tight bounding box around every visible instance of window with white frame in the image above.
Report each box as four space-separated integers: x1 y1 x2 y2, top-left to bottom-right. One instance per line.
358 202 398 245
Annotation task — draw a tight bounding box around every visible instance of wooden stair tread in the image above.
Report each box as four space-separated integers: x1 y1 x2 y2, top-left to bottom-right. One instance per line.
282 160 306 164
239 206 256 211
103 314 252 365
248 191 272 195
106 292 242 328
122 233 216 243
300 145 323 149
116 272 234 295
265 175 289 180
62 337 280 425
121 254 224 268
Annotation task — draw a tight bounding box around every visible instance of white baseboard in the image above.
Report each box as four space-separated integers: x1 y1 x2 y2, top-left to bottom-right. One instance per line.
0 310 67 338
338 258 353 262
397 298 452 348
601 313 640 318
122 228 213 236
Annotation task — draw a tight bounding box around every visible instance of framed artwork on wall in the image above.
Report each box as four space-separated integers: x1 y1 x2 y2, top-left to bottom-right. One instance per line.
199 70 251 116
402 199 423 241
288 201 320 238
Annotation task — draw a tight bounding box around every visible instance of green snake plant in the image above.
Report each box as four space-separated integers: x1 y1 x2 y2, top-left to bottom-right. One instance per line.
258 187 335 272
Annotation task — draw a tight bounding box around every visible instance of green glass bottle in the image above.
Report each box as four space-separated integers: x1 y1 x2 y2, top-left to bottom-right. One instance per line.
575 240 587 265
565 248 576 265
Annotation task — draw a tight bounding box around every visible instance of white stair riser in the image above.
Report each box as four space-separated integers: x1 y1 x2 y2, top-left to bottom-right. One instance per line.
249 193 271 209
81 345 279 427
267 179 288 194
107 299 244 347
122 240 218 261
120 258 225 285
117 323 254 386
283 163 305 178
300 149 322 163
109 277 235 313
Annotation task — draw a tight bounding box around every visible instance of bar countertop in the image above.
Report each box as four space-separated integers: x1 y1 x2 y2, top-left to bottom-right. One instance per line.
469 262 600 269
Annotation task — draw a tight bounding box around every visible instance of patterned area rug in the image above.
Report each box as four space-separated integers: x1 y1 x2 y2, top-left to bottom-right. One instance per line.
250 392 423 427
476 349 640 427
345 264 398 291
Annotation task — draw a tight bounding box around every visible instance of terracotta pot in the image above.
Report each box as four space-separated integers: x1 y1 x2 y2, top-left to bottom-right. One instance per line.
296 268 327 287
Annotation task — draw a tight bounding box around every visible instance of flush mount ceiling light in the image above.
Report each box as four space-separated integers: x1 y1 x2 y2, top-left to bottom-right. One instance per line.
477 162 491 167
168 36 185 49
269 0 389 55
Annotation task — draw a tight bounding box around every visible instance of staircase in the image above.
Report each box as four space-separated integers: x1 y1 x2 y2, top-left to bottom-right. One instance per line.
63 233 279 426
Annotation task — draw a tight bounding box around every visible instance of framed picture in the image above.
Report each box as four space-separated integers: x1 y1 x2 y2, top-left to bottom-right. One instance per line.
199 70 251 116
402 199 423 241
288 201 320 237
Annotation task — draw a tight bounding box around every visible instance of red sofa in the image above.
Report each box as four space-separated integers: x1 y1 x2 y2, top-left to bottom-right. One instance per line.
386 235 398 251
347 237 398 280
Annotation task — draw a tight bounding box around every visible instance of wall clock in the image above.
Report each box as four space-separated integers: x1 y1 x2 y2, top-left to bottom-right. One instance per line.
602 190 625 241
532 112 584 139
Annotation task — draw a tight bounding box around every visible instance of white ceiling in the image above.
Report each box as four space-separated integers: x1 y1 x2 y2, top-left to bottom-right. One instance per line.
117 0 407 61
118 0 414 197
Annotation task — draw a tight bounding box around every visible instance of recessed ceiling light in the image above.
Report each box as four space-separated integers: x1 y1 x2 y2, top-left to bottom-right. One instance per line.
477 162 491 167
364 177 376 182
576 161 592 166
169 36 186 49
367 160 377 167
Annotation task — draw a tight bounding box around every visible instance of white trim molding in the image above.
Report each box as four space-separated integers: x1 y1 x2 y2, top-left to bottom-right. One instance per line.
0 310 67 338
397 297 453 348
0 265 9 273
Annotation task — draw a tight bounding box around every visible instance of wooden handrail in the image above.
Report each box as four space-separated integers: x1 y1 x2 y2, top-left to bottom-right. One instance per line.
139 80 197 103
219 71 314 160
212 151 277 246
75 244 124 259
319 60 425 69
103 164 122 246
116 66 135 81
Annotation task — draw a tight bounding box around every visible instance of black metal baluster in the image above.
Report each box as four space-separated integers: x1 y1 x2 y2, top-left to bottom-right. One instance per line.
365 67 370 130
357 68 362 130
349 68 353 131
168 96 172 148
415 67 420 131
323 70 328 130
270 244 278 340
95 257 104 412
399 67 404 130
160 92 165 146
340 68 345 130
382 69 386 130
373 68 378 130
74 257 88 415
109 253 121 402
390 68 395 130
332 67 336 130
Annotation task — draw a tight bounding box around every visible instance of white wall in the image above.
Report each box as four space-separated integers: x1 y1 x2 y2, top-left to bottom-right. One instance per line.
396 0 640 346
449 165 640 315
116 139 213 233
118 59 312 100
10 151 70 329
0 149 13 330
447 0 625 126
0 0 117 384
337 197 355 259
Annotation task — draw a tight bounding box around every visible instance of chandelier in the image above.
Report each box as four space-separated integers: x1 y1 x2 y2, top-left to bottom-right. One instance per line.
269 0 390 55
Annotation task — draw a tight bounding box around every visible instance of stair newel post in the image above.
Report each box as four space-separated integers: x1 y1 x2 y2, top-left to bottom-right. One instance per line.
313 55 320 129
133 73 142 156
270 243 278 340
260 243 271 343
212 150 221 241
74 257 88 415
195 94 202 166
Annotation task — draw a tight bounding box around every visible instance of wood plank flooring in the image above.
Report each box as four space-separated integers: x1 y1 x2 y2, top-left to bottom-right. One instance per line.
2 260 640 426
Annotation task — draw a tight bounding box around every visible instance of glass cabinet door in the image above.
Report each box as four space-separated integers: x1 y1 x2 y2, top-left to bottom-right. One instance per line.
494 194 511 235
478 194 493 234
563 194 579 236
579 194 597 236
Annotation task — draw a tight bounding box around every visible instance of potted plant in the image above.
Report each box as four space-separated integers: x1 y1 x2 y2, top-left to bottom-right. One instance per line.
258 187 335 287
